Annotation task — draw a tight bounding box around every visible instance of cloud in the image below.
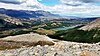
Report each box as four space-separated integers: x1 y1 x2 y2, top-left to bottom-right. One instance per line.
0 0 100 17
60 0 100 6
0 0 45 10
79 0 99 3
0 0 27 4
47 4 100 17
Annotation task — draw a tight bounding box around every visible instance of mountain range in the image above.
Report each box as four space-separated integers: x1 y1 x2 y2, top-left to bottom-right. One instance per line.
63 16 98 21
0 8 60 19
0 8 99 21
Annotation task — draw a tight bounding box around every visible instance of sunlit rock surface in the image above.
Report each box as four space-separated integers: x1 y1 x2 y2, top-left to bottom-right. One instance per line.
0 40 100 56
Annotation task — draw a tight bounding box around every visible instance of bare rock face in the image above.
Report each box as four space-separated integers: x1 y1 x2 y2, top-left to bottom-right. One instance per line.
0 33 55 46
79 18 100 31
1 33 53 43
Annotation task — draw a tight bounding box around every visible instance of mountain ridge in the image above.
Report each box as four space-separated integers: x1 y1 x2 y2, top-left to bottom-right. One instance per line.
79 18 100 31
0 8 60 19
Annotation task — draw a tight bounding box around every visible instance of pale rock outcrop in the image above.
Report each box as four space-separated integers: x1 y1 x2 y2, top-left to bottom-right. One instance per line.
79 18 100 31
1 33 53 43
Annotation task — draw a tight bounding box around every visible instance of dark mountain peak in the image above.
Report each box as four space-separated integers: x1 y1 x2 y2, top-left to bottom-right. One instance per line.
0 8 60 19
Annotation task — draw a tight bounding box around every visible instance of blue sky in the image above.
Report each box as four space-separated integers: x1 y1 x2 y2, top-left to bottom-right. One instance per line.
38 0 61 6
0 0 100 17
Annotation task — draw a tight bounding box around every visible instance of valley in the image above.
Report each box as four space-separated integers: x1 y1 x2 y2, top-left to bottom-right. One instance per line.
0 0 100 56
0 8 99 56
0 13 98 42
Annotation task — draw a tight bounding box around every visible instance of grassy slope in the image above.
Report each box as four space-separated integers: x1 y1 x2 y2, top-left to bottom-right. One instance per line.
0 29 33 38
48 28 100 43
63 29 100 43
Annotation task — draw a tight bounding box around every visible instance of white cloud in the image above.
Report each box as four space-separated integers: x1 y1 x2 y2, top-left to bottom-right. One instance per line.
48 4 100 17
0 0 100 17
0 0 27 4
0 0 44 10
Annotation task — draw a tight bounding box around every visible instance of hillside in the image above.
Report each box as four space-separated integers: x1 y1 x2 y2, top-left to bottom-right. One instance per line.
0 14 32 30
79 18 100 31
48 19 100 43
0 14 23 25
0 14 23 28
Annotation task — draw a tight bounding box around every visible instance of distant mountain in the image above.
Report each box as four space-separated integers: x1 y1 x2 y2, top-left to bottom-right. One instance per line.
79 17 98 21
63 16 80 19
0 8 60 19
79 18 100 31
64 16 97 21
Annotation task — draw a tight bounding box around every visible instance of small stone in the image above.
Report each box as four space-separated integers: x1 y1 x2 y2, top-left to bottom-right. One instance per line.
73 52 81 56
5 53 15 56
46 53 56 56
36 45 41 47
84 48 89 50
72 45 80 49
29 52 33 55
51 48 55 51
35 53 39 56
44 45 49 47
19 50 29 55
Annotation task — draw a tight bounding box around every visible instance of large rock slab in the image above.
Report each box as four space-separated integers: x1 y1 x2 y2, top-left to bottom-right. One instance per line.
1 33 53 43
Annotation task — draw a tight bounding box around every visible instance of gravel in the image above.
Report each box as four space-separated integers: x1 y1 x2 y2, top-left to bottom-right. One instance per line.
0 41 100 56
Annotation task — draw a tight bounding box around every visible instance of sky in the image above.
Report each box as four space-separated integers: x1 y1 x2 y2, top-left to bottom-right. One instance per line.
0 0 100 17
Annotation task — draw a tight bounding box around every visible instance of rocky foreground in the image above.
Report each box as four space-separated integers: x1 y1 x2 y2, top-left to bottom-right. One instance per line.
0 33 100 56
0 41 100 56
